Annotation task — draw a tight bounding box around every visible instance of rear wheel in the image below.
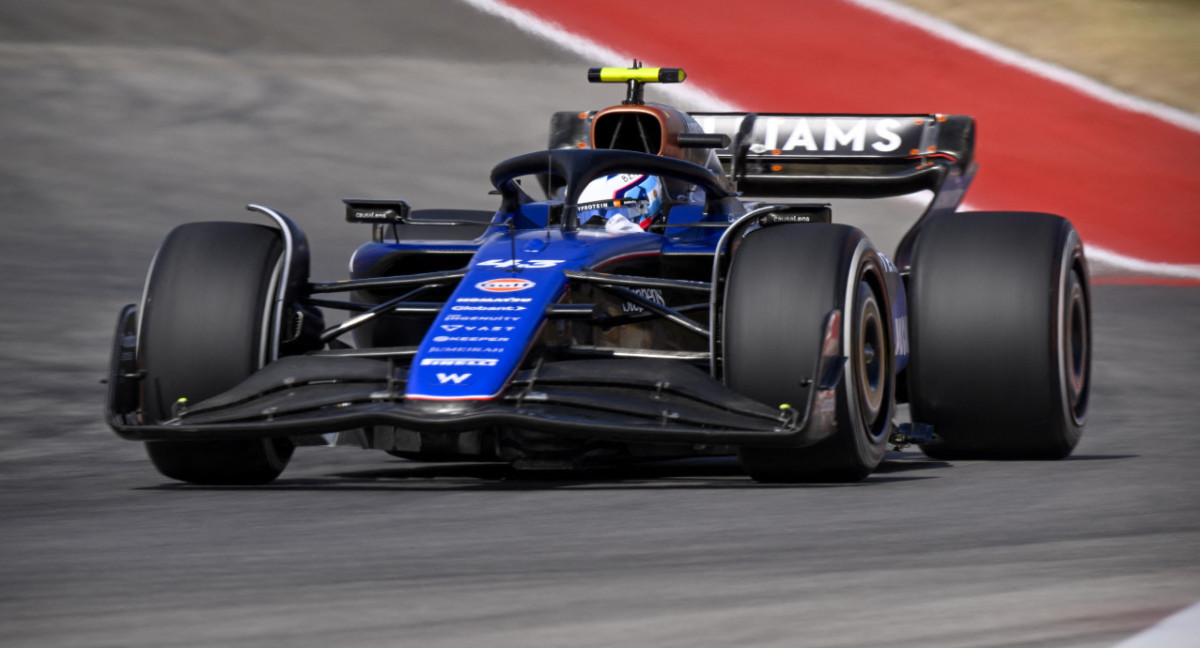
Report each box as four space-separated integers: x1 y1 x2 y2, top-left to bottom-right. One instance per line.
139 222 295 484
725 224 894 482
905 212 1091 459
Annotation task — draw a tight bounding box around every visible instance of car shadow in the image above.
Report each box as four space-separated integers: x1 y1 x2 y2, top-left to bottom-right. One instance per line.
874 451 953 474
143 453 942 492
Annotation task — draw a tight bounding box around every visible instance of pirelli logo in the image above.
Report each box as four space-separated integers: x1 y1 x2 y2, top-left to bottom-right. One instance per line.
420 358 499 367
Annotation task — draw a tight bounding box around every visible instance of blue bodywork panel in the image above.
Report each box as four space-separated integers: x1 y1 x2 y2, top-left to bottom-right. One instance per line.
353 221 681 400
350 208 910 399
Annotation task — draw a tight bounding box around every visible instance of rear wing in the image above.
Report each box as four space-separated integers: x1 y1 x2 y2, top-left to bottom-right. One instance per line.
690 113 975 200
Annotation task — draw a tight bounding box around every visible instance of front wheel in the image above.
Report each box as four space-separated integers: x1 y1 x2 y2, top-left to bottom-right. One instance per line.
139 222 295 484
724 224 895 482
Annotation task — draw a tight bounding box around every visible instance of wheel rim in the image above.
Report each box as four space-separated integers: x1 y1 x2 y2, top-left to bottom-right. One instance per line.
854 282 887 431
1063 270 1089 424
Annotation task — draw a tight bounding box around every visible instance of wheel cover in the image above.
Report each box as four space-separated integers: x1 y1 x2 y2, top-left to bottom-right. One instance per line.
1063 270 1089 424
853 283 888 432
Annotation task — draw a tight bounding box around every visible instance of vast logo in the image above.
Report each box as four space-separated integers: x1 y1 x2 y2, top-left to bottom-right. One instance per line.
441 324 515 333
475 278 536 293
436 373 471 385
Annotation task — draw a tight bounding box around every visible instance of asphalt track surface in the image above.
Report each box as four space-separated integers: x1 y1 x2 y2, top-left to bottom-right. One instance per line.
0 2 1197 647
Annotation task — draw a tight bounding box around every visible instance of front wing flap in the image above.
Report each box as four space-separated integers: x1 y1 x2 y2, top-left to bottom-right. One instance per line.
109 355 843 450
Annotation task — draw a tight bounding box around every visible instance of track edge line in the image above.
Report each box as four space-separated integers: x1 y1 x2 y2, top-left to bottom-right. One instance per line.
845 0 1200 134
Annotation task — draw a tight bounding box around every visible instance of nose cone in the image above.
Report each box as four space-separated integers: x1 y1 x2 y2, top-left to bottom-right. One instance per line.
406 397 481 415
405 264 567 402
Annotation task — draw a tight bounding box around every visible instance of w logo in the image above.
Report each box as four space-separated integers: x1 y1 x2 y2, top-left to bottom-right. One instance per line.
436 373 471 385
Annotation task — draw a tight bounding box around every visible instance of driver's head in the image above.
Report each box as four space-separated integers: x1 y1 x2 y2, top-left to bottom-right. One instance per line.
576 173 663 230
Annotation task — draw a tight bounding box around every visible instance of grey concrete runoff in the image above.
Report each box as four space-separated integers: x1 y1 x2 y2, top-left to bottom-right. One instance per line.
1 2 1197 647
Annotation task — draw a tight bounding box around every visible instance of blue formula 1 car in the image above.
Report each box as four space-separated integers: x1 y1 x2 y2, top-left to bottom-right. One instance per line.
106 65 1092 484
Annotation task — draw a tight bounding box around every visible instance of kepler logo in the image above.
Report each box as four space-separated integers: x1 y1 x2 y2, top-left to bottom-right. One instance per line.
457 297 532 303
476 278 535 293
451 305 527 312
445 314 521 322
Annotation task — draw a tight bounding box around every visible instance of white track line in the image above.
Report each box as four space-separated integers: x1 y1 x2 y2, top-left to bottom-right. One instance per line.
459 0 738 111
846 0 1200 134
1112 602 1200 648
950 198 1200 279
462 0 1199 280
1085 246 1200 280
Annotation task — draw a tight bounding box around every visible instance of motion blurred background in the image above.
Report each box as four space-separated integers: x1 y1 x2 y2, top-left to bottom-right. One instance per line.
1 2 1197 647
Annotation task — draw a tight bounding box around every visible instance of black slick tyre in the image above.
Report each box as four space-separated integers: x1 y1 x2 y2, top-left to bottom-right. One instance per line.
905 212 1091 459
139 222 294 484
724 224 894 482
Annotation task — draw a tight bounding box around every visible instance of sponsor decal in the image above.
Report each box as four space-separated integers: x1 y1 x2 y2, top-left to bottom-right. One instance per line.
756 117 903 153
621 287 666 313
428 347 505 353
694 115 918 156
477 259 565 269
820 392 836 415
894 315 910 358
879 252 898 274
445 314 522 322
440 324 515 333
456 297 532 303
476 278 536 293
420 358 498 367
344 199 409 224
436 373 472 385
433 336 511 343
451 305 527 311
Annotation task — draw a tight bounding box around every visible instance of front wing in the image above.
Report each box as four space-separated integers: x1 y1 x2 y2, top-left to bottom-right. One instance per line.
107 306 845 450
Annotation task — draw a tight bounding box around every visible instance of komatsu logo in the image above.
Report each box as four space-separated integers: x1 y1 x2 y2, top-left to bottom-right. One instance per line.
476 278 535 293
755 117 904 153
694 114 919 156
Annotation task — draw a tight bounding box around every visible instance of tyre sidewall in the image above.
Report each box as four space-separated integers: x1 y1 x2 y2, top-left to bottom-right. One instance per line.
725 224 893 481
137 222 294 484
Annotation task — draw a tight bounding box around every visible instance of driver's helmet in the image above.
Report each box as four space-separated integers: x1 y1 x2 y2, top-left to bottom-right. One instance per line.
576 173 663 232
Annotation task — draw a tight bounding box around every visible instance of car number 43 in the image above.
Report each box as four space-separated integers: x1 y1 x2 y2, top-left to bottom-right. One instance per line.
477 259 565 269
